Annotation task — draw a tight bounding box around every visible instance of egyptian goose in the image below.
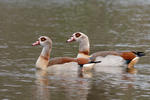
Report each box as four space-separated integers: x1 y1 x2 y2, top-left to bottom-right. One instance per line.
67 32 145 70
32 36 100 70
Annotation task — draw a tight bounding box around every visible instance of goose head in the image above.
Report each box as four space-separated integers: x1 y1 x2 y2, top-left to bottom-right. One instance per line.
67 32 88 43
32 36 52 47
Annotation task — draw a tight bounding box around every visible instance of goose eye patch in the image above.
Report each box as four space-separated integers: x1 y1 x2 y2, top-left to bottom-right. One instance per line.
41 37 46 41
75 33 81 38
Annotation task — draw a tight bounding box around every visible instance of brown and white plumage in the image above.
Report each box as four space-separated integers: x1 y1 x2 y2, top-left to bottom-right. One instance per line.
67 32 145 69
32 36 98 70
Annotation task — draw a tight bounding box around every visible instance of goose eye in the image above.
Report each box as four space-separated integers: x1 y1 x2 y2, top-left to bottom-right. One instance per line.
41 37 46 41
75 33 81 38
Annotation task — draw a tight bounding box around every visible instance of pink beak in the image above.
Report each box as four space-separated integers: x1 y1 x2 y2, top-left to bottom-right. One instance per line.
32 40 40 46
66 37 75 43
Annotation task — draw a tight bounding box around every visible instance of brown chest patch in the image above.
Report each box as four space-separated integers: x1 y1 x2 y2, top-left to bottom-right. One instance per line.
40 55 49 61
79 50 89 55
77 58 89 65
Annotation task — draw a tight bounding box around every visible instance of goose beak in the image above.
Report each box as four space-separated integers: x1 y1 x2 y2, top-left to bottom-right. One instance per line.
32 40 40 46
66 37 75 43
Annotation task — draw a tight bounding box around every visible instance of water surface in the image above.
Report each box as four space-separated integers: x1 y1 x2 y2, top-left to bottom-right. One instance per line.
0 0 150 100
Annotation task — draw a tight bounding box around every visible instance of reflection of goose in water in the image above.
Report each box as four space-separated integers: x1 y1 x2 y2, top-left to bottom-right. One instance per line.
34 69 92 100
67 32 145 73
94 64 138 74
87 72 137 100
34 70 50 100
32 36 100 71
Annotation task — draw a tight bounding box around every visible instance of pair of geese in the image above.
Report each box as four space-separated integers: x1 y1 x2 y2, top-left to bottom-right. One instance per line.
32 32 145 72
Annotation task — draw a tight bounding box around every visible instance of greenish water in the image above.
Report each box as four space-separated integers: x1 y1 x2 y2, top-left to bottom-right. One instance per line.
0 0 150 100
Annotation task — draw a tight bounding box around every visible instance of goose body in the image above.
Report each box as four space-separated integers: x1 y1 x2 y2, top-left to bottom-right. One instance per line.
32 36 98 70
67 32 145 70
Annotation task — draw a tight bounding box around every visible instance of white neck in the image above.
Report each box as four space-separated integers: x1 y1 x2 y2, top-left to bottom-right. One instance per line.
79 38 90 52
40 46 51 58
36 45 51 69
77 37 90 58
